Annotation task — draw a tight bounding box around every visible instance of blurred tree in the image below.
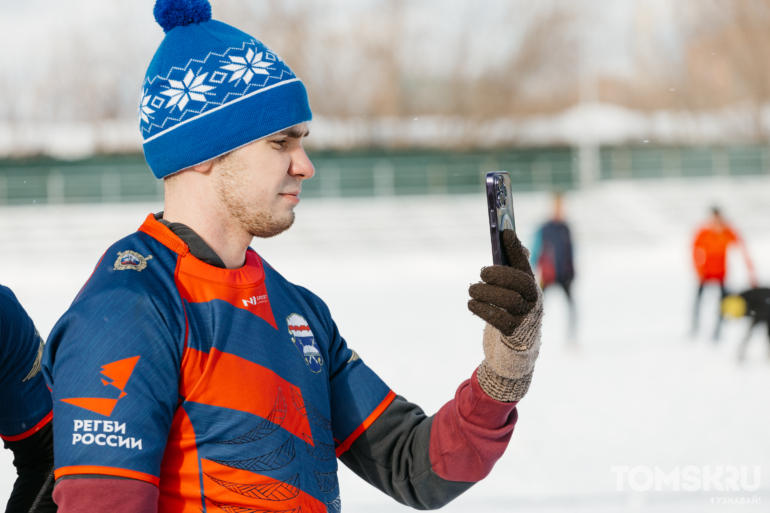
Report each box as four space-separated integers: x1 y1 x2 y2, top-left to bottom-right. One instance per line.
683 0 770 139
598 0 770 141
214 0 579 121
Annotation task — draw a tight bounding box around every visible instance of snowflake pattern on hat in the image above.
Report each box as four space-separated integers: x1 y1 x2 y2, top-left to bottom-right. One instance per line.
161 70 216 112
139 39 296 142
137 88 155 124
221 48 273 85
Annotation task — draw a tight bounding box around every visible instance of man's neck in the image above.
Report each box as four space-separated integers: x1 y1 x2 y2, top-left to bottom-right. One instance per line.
710 222 725 233
162 205 252 269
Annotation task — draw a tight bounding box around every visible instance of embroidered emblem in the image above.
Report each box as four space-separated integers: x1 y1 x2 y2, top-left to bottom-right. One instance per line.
114 251 153 272
287 314 323 374
347 350 360 364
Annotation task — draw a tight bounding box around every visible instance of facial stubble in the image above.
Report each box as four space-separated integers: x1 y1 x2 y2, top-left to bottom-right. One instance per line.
214 154 297 239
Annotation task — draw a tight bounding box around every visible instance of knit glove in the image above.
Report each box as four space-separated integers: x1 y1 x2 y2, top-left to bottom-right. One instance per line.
468 230 544 402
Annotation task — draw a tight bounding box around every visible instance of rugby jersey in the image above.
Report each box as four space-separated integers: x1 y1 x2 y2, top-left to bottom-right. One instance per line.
0 285 52 442
43 214 395 513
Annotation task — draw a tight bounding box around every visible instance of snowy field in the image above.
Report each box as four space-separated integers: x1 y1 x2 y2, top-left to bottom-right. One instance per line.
1 176 769 512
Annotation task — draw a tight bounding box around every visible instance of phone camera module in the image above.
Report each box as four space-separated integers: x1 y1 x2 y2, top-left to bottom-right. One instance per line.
495 179 507 207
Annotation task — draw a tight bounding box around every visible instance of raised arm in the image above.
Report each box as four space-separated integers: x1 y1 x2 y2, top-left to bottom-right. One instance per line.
338 372 518 509
335 230 543 509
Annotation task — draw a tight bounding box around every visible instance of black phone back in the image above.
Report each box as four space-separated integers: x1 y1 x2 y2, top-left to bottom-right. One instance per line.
485 171 516 266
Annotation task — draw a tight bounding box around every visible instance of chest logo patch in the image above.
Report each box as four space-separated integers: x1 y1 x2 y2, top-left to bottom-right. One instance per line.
114 251 153 272
287 313 323 374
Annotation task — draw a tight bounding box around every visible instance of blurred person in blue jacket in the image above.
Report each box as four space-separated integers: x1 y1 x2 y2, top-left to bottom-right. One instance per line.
531 192 576 344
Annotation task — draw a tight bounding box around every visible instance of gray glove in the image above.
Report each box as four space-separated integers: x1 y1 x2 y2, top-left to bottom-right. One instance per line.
468 230 544 402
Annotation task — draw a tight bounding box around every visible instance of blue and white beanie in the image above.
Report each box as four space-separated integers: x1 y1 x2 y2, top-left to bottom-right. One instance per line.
138 0 312 178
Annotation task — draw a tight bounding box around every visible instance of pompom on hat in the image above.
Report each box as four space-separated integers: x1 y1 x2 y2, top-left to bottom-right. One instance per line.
138 0 312 178
153 0 212 33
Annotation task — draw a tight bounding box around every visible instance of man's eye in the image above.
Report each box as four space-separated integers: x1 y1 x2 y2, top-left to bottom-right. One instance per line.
272 139 287 146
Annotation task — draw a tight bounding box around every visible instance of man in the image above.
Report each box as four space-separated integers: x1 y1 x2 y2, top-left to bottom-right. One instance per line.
43 1 544 511
692 206 756 339
530 192 575 343
1 285 56 513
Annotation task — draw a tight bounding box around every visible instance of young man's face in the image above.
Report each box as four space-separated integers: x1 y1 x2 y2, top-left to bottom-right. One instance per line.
214 123 314 238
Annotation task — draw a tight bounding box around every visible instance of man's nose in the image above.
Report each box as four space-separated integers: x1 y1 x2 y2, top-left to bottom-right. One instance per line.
290 147 315 180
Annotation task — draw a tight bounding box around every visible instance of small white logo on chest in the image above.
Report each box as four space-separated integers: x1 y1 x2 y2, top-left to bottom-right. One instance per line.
242 295 268 307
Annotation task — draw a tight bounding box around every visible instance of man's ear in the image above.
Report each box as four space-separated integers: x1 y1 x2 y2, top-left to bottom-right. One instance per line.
191 159 215 173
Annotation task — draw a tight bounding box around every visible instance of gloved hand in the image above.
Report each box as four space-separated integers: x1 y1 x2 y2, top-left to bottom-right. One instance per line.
468 230 544 402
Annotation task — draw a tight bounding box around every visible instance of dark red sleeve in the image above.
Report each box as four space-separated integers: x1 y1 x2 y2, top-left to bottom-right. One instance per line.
429 368 518 482
53 478 158 513
337 367 519 509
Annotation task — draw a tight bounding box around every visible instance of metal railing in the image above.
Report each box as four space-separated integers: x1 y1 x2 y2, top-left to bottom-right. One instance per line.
0 149 574 205
599 146 770 180
0 146 768 205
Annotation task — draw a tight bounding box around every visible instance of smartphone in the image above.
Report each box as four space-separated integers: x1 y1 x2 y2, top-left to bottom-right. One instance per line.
485 171 516 266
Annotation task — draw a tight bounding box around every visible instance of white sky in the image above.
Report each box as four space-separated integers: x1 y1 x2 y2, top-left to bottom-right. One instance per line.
0 0 676 81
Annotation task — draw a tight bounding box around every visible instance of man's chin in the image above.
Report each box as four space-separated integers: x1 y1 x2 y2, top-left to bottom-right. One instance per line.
247 211 295 239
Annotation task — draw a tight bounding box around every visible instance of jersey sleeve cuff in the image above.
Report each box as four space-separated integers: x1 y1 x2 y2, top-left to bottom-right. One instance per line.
54 465 160 486
0 410 53 442
335 390 396 457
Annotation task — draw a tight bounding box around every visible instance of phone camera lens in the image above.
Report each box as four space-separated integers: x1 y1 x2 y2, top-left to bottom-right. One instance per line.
497 191 506 208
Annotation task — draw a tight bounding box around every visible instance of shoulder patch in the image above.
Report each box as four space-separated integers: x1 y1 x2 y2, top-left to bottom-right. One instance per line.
114 251 153 272
287 314 323 374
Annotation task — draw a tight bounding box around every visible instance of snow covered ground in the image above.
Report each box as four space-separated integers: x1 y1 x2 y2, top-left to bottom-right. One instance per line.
1 176 769 511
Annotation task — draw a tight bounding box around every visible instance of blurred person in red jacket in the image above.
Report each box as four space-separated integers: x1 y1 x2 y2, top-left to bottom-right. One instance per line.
692 206 756 339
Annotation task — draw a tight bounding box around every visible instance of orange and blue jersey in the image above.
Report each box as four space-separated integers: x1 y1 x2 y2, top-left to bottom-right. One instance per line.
43 214 395 512
0 285 53 443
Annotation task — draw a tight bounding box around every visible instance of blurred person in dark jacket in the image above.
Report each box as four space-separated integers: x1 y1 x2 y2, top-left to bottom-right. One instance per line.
722 288 770 361
531 192 576 344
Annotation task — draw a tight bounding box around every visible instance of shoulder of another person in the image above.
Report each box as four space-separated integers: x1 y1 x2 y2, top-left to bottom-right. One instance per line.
0 286 34 352
0 285 25 318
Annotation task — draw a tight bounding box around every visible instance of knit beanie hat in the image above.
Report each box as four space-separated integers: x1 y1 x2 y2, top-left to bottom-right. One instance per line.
138 0 312 178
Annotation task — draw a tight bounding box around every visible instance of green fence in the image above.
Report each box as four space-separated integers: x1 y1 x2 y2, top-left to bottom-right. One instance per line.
1 146 769 205
0 149 575 205
599 146 770 180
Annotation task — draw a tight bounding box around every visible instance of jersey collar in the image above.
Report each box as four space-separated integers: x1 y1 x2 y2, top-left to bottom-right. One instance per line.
138 213 266 286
